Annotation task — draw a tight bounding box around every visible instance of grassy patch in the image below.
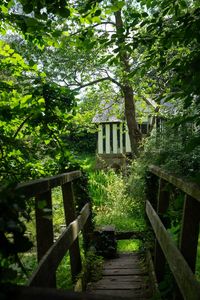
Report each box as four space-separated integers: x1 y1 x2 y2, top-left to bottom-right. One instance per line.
117 240 142 252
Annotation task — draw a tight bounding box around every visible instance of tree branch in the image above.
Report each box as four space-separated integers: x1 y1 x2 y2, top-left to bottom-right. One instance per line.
72 76 122 91
13 114 33 139
70 21 116 36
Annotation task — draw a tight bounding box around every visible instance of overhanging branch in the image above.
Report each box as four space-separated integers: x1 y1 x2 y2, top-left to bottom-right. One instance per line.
72 76 122 91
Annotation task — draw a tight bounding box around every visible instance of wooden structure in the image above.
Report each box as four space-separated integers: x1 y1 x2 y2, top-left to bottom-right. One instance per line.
146 165 200 300
15 171 92 287
87 252 153 299
3 165 200 300
92 100 156 169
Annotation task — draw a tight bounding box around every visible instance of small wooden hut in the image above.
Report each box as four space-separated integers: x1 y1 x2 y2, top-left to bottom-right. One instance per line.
93 99 156 169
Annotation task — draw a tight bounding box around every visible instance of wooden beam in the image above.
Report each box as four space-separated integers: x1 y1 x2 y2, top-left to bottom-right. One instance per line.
179 195 200 273
149 165 200 202
35 191 54 269
98 124 103 154
154 178 170 283
146 200 200 300
16 171 81 198
113 124 118 154
105 124 110 154
29 204 90 287
62 182 82 282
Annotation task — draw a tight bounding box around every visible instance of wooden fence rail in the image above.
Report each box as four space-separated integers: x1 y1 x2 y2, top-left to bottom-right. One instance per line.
147 165 200 300
15 170 92 288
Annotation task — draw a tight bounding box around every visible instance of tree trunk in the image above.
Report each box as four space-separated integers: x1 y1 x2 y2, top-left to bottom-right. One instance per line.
123 85 141 156
114 10 142 157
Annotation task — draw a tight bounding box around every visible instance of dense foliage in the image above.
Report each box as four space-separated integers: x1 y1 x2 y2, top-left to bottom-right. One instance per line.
0 0 200 289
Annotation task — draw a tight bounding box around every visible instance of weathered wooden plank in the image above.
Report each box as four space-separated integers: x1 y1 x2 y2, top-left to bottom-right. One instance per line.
62 182 82 282
16 171 81 198
102 268 148 276
88 289 152 298
104 260 145 268
146 200 200 300
103 263 144 269
149 165 200 202
88 281 149 290
91 275 149 283
179 195 200 273
29 203 90 287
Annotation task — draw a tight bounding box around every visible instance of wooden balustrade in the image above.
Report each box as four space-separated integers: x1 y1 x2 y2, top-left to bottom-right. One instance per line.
15 171 92 288
147 165 200 300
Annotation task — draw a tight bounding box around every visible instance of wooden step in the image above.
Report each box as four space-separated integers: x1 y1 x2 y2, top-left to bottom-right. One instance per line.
87 252 153 300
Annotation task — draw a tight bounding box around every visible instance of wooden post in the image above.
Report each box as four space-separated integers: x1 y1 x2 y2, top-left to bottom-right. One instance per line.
113 124 118 154
105 124 110 154
145 171 158 210
98 124 103 154
179 195 200 273
35 190 56 287
62 182 82 282
81 202 93 251
154 178 170 283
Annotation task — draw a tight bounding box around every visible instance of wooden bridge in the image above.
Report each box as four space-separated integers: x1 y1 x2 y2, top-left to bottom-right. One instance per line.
3 165 200 300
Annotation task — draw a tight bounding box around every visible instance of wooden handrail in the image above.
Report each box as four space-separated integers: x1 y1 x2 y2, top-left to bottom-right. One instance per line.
29 203 90 287
149 165 200 202
8 170 93 290
146 201 200 300
147 165 200 300
16 171 81 198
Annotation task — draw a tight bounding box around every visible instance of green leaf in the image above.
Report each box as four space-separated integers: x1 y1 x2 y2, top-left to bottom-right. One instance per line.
94 9 101 17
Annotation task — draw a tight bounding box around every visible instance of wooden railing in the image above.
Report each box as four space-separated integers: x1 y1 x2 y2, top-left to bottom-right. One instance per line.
15 171 91 288
146 165 200 300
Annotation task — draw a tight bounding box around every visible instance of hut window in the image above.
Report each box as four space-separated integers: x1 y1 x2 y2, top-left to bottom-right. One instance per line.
110 124 113 153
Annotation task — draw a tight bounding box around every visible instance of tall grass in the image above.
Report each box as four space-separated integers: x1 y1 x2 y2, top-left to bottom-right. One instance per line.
89 169 146 232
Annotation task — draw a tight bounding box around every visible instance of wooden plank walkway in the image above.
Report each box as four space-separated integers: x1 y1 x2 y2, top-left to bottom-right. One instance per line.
87 252 153 299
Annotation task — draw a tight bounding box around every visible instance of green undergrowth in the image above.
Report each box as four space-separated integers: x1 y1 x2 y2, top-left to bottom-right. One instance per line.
89 168 146 230
88 166 147 252
117 240 142 252
56 253 73 290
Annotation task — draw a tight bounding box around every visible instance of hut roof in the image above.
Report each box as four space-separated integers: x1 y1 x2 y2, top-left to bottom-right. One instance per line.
92 97 158 124
92 100 124 123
